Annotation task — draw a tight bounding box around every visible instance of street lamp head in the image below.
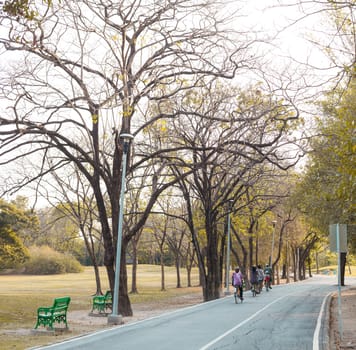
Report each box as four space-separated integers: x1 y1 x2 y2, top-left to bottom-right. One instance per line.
228 199 234 209
119 133 134 141
119 133 134 153
272 220 277 226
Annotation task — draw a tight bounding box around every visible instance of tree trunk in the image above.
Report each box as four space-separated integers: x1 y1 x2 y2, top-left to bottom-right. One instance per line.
80 224 103 295
293 248 297 282
204 222 221 301
308 256 312 277
176 255 181 288
276 265 280 284
248 234 253 270
118 245 132 316
130 239 138 294
93 264 102 295
106 263 115 295
231 225 247 271
220 234 226 288
186 246 195 287
160 252 166 291
187 265 192 287
281 264 287 279
255 233 259 266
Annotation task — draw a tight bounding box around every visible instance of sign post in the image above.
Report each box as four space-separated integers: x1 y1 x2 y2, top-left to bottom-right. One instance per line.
329 223 348 341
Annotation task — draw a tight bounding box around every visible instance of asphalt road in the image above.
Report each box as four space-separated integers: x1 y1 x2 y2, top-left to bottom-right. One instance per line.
31 275 355 350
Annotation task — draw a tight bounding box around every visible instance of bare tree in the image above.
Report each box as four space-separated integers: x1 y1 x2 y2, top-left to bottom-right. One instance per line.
1 0 255 315
164 83 303 300
37 162 106 295
166 223 190 289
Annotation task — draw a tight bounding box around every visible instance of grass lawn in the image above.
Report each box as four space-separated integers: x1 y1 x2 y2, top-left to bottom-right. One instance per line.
313 265 356 277
0 265 200 350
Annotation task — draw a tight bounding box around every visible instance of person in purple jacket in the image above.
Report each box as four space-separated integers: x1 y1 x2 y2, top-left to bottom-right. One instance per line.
232 267 244 302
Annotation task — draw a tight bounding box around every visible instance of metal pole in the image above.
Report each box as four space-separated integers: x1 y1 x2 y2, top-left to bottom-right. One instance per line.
270 220 277 283
108 134 133 325
225 201 233 295
336 223 343 340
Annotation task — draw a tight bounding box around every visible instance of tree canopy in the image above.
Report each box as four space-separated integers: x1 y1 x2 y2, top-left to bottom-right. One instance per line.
295 73 356 252
0 198 33 268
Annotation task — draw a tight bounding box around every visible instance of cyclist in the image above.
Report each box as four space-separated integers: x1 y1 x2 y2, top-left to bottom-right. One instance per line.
264 264 273 289
232 267 244 302
250 266 259 295
257 264 264 293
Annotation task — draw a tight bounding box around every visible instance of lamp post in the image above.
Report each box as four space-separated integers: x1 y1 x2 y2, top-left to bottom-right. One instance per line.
225 199 234 295
108 133 134 326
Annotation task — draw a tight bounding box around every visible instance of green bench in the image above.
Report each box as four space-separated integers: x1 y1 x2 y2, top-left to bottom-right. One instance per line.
91 290 112 314
34 296 71 330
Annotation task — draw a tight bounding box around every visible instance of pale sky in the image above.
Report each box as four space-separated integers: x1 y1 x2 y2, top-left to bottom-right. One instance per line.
0 0 340 208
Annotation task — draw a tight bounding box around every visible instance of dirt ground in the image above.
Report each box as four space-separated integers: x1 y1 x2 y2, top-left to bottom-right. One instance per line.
329 287 356 350
2 292 205 349
67 291 204 334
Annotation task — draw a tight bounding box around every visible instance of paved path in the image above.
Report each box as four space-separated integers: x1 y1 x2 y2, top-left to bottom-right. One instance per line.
31 276 352 350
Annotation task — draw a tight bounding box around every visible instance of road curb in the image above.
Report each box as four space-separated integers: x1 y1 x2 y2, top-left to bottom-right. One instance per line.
320 292 332 350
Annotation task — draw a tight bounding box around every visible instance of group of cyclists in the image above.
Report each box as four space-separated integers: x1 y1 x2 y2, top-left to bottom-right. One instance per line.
232 264 273 303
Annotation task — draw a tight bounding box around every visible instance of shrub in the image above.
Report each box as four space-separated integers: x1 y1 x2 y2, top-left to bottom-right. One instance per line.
61 254 83 273
23 246 83 274
0 226 30 269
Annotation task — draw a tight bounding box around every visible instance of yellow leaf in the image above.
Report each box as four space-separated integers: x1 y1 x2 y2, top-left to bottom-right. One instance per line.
92 114 98 124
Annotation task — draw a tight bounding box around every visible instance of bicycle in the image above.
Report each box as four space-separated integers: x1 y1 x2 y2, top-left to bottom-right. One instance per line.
233 285 243 303
251 283 258 297
264 275 271 292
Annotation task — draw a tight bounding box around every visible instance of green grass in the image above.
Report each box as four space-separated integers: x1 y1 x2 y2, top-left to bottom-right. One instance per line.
313 265 356 276
0 265 200 350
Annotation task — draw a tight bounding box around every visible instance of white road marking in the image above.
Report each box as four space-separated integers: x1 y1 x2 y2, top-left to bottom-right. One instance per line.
313 291 332 350
199 295 287 350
